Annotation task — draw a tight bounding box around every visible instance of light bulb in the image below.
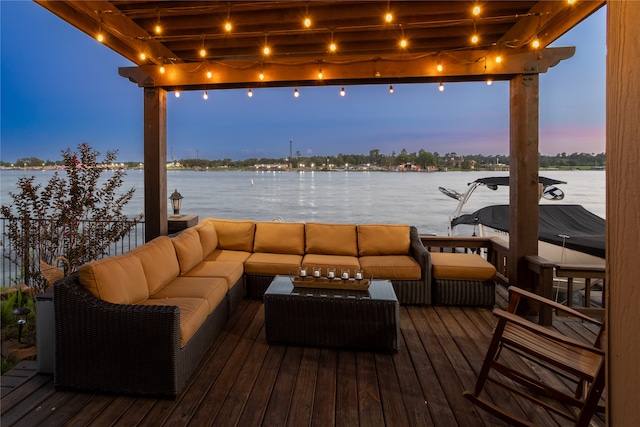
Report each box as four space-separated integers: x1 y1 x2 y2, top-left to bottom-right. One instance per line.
304 17 311 28
317 69 323 80
200 48 206 57
487 79 493 86
203 91 208 100
532 38 540 49
496 55 502 63
471 34 479 44
207 71 212 79
259 72 265 81
294 88 299 98
175 91 180 98
437 62 443 72
385 13 393 23
400 39 407 48
329 43 337 52
96 33 104 43
263 46 270 55
389 85 394 94
139 52 146 60
248 88 253 97
439 82 445 92
568 0 576 4
473 6 481 16
160 65 165 74
155 25 161 35
224 22 232 32
340 87 345 97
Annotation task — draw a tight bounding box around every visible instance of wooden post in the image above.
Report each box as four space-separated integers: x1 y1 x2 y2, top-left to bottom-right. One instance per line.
508 73 539 292
143 87 167 241
607 1 640 424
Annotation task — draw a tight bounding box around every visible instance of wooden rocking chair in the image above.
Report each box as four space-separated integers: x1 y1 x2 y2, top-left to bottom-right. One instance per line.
464 286 605 427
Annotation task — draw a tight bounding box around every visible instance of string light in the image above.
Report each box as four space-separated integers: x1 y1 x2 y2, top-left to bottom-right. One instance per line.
175 91 180 98
206 71 212 79
97 33 104 43
486 79 493 86
259 72 265 81
200 48 206 58
385 12 393 23
139 52 146 61
154 25 162 35
340 87 345 97
160 65 165 74
389 85 394 94
437 61 443 72
473 6 481 16
304 17 311 28
317 69 323 80
495 55 502 63
263 34 270 56
400 38 407 48
248 88 253 97
203 91 208 100
329 42 337 52
532 38 540 49
294 88 299 97
567 0 576 4
224 22 232 32
471 34 479 44
439 82 445 92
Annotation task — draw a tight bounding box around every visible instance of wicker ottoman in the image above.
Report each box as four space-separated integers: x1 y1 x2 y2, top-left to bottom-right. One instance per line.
264 275 399 352
430 252 496 306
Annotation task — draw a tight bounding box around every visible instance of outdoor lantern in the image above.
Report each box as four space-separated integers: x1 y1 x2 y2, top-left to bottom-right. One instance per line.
13 306 30 343
169 189 183 215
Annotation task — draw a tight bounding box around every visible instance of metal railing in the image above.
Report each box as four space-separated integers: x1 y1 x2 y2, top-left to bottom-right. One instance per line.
1 217 145 288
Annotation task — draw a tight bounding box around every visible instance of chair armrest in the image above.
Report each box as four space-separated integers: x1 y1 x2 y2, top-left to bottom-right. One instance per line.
506 285 603 328
493 308 605 354
410 226 430 284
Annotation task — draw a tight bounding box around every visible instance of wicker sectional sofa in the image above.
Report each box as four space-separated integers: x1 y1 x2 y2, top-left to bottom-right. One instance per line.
54 218 429 397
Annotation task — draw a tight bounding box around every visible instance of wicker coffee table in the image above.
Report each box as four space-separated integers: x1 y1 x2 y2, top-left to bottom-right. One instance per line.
263 275 399 352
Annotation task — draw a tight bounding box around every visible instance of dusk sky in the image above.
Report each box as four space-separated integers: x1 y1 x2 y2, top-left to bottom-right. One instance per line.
1 2 606 163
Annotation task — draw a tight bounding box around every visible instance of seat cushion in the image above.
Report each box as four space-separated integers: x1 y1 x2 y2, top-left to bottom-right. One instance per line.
79 251 149 305
244 253 303 276
204 249 252 263
301 254 360 276
358 224 410 256
131 235 180 295
138 297 209 348
150 276 227 314
184 261 244 291
305 223 358 256
194 219 219 258
171 228 204 275
359 255 421 280
253 222 305 255
210 218 255 252
429 252 497 281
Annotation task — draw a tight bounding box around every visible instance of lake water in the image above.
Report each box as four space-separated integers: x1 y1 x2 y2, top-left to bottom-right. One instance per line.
1 169 606 236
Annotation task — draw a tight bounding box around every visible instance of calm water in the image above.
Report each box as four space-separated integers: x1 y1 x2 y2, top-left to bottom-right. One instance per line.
1 169 606 236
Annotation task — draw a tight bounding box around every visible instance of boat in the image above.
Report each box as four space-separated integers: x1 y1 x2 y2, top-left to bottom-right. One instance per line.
439 176 605 265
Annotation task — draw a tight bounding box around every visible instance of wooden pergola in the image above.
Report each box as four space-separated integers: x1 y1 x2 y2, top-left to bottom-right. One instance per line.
33 1 640 424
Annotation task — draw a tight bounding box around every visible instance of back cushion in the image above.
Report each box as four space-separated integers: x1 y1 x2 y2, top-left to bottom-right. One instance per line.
131 236 180 295
211 219 255 252
171 228 204 275
195 219 219 257
358 224 410 256
78 252 149 304
253 222 305 255
305 222 358 256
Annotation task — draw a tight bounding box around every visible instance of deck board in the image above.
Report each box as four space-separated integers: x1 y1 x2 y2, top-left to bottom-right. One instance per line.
1 289 606 426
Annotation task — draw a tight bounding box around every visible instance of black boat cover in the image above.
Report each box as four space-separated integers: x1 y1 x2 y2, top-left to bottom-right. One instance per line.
469 176 567 187
451 204 605 258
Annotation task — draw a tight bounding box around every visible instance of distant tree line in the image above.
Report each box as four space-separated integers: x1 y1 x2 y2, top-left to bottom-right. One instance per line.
2 151 606 170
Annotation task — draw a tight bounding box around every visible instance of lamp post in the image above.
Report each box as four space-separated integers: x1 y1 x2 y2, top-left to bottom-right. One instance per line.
169 189 183 216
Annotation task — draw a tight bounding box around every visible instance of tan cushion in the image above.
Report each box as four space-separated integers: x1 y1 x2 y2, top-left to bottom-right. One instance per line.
359 255 421 280
244 253 303 275
301 254 360 275
211 219 255 252
253 222 305 255
305 223 358 256
429 252 497 281
195 219 219 257
171 228 204 275
78 252 149 305
150 276 227 314
131 236 180 295
358 224 410 256
184 261 245 291
204 249 252 263
138 297 209 348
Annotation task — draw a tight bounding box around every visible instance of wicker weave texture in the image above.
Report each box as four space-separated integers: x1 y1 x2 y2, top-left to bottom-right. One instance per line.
264 293 399 352
433 279 496 307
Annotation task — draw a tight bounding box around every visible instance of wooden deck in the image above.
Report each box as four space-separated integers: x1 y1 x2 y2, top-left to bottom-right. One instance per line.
1 286 605 426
